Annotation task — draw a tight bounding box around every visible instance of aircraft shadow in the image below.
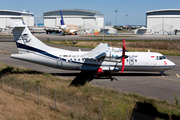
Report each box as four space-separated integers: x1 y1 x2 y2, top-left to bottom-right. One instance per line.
51 72 164 87
52 72 163 77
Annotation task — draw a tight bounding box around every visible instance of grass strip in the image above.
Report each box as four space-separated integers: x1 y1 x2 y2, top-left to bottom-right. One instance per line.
0 63 180 119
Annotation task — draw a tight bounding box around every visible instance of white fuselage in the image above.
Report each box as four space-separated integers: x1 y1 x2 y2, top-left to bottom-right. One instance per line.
11 47 175 72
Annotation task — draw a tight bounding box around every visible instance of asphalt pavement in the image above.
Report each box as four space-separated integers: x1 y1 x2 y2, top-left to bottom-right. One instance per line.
0 42 180 103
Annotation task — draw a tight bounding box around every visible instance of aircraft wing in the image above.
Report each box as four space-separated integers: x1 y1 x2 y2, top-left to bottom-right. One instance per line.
81 43 109 59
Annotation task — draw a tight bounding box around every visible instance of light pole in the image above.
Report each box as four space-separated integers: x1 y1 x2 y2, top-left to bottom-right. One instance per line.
126 14 128 31
103 26 104 42
27 11 29 27
103 17 105 42
115 10 117 26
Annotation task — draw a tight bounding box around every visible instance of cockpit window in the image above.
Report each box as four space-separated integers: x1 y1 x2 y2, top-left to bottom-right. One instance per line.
162 56 166 59
159 56 163 60
156 56 166 60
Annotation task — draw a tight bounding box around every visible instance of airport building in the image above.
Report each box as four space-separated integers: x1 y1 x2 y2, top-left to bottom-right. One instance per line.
43 9 104 31
146 9 180 34
0 10 34 28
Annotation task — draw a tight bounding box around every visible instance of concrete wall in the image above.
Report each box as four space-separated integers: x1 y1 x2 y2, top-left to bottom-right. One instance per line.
147 12 180 34
0 11 34 28
22 15 34 26
44 17 56 26
44 16 104 31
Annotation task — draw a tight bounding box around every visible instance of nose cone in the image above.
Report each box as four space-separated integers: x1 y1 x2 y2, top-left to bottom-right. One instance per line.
168 60 176 68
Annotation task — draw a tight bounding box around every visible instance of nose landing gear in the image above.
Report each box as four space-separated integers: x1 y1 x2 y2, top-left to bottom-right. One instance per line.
159 71 165 76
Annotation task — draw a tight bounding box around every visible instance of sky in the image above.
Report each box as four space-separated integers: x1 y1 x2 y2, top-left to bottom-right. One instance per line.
1 0 180 25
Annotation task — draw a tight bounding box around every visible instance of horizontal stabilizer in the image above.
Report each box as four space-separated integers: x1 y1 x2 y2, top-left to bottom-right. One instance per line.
81 43 109 59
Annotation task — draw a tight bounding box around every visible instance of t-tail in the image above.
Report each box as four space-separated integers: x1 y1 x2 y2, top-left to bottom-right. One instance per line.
11 22 52 54
10 22 68 68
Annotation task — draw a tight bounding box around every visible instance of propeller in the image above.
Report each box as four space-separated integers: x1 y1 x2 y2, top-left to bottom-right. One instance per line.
121 39 126 73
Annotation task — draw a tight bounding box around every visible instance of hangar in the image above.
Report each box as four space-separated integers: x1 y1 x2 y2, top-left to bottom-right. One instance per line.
146 9 180 34
0 10 34 28
43 9 104 31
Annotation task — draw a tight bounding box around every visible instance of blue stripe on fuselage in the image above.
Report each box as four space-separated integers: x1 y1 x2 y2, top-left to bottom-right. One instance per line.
15 43 101 66
16 42 59 59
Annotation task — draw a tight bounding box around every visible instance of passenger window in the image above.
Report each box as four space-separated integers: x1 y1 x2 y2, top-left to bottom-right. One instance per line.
126 59 128 62
78 59 80 61
74 59 76 61
135 59 137 62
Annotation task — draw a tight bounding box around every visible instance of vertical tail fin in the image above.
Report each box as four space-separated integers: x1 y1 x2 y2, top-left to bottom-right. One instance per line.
11 22 48 54
60 10 65 25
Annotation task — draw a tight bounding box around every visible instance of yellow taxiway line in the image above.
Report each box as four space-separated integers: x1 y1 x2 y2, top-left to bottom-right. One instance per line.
149 76 180 83
176 74 180 78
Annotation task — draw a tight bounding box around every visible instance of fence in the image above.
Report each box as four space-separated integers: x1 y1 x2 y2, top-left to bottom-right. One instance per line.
0 73 166 120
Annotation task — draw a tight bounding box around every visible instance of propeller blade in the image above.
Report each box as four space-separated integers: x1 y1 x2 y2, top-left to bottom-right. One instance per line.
121 57 125 73
121 39 126 73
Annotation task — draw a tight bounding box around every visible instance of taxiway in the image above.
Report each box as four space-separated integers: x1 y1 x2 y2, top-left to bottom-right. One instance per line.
0 42 180 103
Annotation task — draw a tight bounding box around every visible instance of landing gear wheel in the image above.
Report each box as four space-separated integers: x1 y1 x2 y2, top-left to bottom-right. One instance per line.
159 71 165 76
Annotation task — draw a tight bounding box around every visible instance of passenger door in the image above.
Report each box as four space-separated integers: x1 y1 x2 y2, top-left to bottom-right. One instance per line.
57 57 62 67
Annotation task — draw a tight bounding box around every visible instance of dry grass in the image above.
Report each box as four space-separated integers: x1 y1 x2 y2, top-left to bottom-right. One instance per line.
0 87 61 120
45 40 180 56
0 63 180 119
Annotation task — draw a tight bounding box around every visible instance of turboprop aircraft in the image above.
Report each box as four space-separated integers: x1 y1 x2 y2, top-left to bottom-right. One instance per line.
10 22 175 77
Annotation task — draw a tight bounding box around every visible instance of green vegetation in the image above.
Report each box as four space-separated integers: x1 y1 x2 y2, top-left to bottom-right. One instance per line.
44 40 180 56
174 94 180 106
45 41 95 49
79 35 136 38
0 63 180 119
0 35 13 36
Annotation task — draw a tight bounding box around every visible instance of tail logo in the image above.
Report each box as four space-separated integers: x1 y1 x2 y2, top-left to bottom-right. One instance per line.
22 34 31 43
129 57 134 65
14 34 31 43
